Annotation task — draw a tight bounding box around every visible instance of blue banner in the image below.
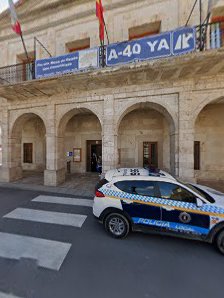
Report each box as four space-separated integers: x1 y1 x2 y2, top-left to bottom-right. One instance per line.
35 48 99 79
172 27 196 55
35 52 79 79
106 27 196 66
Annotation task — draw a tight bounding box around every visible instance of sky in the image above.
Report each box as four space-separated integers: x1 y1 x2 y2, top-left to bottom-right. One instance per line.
0 0 19 13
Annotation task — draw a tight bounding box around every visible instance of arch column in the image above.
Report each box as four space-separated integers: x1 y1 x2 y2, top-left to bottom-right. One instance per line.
102 95 118 173
102 126 118 173
178 100 195 182
0 108 23 182
44 105 65 186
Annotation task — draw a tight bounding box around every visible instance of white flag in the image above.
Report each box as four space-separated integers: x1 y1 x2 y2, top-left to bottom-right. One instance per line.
8 0 22 35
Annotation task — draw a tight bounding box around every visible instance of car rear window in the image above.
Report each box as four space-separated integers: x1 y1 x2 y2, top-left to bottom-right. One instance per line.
189 185 215 203
95 178 108 191
114 180 157 197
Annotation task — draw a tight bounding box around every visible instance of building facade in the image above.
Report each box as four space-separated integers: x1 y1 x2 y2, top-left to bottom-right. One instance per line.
0 0 224 186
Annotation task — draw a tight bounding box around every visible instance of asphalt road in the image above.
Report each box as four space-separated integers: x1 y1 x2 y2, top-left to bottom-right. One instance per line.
0 187 223 298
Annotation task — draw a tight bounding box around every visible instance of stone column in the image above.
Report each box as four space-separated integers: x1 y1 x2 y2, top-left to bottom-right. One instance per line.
0 105 23 182
44 105 65 186
102 95 118 173
177 94 195 182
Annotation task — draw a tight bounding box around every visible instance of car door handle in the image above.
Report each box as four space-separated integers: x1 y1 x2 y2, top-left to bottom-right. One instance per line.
162 206 174 211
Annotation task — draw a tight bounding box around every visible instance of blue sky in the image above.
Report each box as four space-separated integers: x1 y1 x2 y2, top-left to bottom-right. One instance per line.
0 0 19 13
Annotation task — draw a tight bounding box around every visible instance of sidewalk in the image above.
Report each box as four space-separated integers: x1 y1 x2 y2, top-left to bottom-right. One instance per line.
0 172 223 198
0 172 100 198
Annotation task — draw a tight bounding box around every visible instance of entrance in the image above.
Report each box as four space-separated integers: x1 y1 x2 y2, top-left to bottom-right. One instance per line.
87 140 102 172
143 142 158 168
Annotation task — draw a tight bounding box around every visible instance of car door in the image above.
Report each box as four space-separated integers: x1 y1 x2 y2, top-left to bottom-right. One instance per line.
114 180 162 231
157 181 210 239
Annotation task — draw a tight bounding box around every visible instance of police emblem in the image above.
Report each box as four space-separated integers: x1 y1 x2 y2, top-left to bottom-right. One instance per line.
179 212 191 224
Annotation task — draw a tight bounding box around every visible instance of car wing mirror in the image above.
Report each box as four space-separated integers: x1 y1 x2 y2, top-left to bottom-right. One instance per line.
196 198 203 208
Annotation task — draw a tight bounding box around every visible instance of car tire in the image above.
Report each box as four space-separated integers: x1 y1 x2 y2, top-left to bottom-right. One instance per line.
216 229 224 255
104 213 130 239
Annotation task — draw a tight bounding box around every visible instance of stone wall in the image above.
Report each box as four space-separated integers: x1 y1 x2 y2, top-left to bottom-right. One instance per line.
21 117 46 171
64 113 102 173
118 108 170 171
195 103 224 180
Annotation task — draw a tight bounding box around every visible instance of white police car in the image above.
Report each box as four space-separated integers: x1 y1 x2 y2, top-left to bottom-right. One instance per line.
93 169 224 254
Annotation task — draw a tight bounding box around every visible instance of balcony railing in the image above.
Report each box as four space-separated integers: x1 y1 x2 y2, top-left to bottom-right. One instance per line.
196 21 224 50
0 61 35 86
0 21 223 86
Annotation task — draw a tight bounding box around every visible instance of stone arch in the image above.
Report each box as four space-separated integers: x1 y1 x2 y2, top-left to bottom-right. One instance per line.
9 112 47 181
194 96 224 183
10 110 47 138
116 101 177 175
57 103 103 137
116 101 176 134
57 107 102 138
57 107 102 174
192 95 224 126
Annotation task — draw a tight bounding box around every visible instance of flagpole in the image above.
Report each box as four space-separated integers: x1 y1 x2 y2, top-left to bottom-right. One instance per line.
199 0 203 51
35 37 52 57
20 33 33 78
103 17 110 45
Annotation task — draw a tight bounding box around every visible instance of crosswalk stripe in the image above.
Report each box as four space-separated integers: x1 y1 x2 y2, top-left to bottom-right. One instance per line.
0 232 71 271
0 293 24 298
4 208 87 228
32 195 93 207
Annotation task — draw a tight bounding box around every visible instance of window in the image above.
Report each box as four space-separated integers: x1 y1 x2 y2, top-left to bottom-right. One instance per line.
211 15 224 47
158 182 196 204
17 52 34 81
143 142 158 168
66 38 90 53
115 180 158 197
23 143 33 163
129 21 161 40
194 141 200 170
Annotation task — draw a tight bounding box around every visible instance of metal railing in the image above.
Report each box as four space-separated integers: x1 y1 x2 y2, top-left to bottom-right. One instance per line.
0 22 223 86
0 61 35 86
196 21 224 51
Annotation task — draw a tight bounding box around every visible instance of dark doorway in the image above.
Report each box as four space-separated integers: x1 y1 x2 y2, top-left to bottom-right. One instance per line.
143 142 158 168
87 140 102 172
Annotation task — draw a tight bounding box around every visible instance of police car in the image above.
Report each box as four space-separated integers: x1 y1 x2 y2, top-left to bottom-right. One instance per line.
93 168 224 254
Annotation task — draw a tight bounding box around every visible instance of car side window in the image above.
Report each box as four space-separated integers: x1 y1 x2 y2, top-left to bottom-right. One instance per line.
158 182 197 204
114 180 157 197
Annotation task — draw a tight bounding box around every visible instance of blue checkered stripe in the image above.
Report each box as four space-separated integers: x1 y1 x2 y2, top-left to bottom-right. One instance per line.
101 188 224 215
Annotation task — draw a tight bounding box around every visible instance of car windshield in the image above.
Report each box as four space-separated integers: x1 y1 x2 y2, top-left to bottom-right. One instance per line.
176 179 215 203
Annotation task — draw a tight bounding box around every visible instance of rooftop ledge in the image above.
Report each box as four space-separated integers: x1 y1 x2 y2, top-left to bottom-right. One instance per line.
0 48 224 101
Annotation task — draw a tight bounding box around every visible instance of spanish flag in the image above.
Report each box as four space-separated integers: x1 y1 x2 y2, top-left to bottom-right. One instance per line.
8 0 22 35
96 0 104 44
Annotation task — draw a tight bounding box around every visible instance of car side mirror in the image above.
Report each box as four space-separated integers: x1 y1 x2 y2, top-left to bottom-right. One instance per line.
196 198 203 207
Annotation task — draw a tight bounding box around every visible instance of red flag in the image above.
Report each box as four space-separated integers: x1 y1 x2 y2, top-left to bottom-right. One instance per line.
8 0 22 35
96 0 104 43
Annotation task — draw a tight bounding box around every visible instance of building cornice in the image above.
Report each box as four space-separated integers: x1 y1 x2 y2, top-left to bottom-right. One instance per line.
0 0 164 41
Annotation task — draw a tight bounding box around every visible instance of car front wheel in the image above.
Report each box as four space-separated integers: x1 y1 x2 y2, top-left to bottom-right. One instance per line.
216 230 224 255
104 213 130 239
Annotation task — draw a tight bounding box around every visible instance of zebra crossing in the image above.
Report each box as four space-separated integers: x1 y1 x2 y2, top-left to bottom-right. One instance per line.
0 292 23 298
0 195 93 271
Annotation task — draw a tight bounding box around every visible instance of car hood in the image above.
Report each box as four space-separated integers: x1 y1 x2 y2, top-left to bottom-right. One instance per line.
191 183 224 207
